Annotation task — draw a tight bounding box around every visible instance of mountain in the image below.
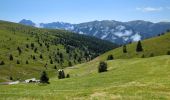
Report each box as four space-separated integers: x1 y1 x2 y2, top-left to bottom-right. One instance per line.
19 19 36 26
40 22 74 30
126 20 170 38
19 19 170 44
0 20 117 82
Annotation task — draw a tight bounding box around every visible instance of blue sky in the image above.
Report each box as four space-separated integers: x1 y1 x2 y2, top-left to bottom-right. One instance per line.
0 0 170 23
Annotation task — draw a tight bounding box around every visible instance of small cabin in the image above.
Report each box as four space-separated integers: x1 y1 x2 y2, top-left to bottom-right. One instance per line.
25 78 39 83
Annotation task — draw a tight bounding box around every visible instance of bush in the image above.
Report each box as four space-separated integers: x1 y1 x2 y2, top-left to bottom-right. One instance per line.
66 74 70 78
107 54 114 60
98 61 107 73
40 71 49 84
0 61 5 65
9 76 13 80
150 53 154 57
167 51 170 55
141 54 145 58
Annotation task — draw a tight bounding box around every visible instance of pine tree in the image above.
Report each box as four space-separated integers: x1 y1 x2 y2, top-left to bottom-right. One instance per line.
17 60 20 64
40 54 43 59
68 61 72 66
58 70 65 79
17 47 22 55
123 45 127 53
107 54 114 60
167 51 170 55
9 54 13 61
26 60 29 64
50 59 53 64
40 71 49 84
0 61 5 65
54 65 57 69
136 41 143 52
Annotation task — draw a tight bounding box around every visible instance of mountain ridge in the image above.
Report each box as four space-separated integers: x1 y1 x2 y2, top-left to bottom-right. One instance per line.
19 19 170 44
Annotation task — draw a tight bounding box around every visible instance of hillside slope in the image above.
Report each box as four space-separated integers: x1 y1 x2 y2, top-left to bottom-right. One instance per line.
1 55 170 99
98 32 170 61
0 20 117 82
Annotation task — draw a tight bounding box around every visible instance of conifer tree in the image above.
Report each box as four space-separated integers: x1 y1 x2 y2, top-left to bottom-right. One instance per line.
136 41 143 52
123 45 127 53
40 71 49 84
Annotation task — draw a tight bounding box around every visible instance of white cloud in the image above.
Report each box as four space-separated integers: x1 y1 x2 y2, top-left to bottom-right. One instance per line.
114 30 133 37
130 33 141 41
136 7 163 12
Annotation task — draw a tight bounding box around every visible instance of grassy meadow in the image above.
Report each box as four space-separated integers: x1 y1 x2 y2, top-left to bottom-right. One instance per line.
1 55 170 100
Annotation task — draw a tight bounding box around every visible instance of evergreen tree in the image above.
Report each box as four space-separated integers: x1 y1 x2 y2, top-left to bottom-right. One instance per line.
17 47 22 55
107 54 114 60
26 60 29 64
167 51 170 55
34 48 37 53
26 44 29 48
17 60 20 64
50 59 53 64
33 55 36 60
59 53 63 59
68 61 72 66
0 61 5 65
136 41 143 52
123 45 127 53
9 54 13 61
31 43 34 49
58 70 65 79
40 54 43 59
98 61 107 73
9 76 13 80
40 71 49 84
54 65 57 69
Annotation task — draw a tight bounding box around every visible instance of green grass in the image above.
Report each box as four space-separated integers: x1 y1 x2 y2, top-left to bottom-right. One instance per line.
1 55 170 100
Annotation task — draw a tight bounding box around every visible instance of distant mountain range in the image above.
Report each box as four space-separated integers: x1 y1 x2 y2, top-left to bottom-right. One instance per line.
19 19 170 44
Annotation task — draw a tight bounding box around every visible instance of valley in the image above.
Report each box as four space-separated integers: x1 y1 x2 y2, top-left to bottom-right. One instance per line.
0 20 170 99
